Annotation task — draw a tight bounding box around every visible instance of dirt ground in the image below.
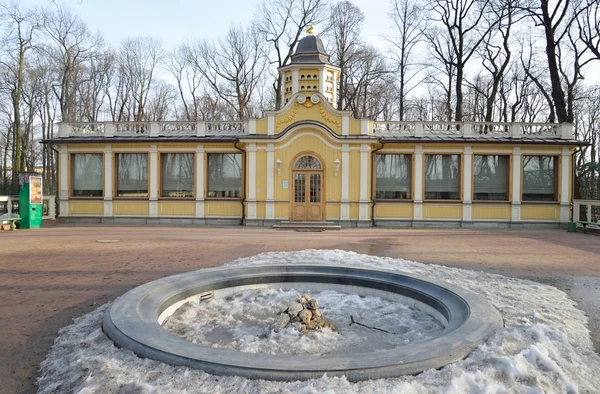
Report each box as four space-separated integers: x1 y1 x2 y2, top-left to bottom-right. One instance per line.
1 225 599 394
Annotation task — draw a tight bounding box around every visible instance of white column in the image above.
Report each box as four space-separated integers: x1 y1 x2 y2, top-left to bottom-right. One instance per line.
59 145 69 216
292 70 299 94
103 145 113 217
359 144 370 221
560 147 571 223
266 144 275 220
340 144 350 221
319 69 325 95
149 145 158 218
413 146 424 221
196 145 205 218
342 115 349 136
462 146 473 221
511 147 522 222
268 115 275 136
247 144 257 220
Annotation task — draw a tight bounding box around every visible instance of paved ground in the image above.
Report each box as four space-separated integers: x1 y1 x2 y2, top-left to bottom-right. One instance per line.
1 226 599 394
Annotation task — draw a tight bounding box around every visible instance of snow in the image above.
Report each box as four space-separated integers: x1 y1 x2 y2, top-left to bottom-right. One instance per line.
161 288 443 355
37 249 600 394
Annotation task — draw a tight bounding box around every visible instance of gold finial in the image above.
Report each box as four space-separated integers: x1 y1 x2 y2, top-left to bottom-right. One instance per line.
306 25 314 35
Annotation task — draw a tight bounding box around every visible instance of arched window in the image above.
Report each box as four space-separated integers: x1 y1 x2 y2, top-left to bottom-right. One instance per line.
295 155 322 170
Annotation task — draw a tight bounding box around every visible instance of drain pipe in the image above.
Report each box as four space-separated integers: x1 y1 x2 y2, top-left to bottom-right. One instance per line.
233 139 246 226
370 139 385 227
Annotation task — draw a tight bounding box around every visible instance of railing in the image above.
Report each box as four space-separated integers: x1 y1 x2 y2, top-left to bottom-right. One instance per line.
58 120 574 140
573 199 600 223
59 121 247 138
0 195 56 219
371 121 572 140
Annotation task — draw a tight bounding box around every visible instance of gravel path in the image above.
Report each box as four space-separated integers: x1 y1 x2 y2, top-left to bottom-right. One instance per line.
1 226 598 394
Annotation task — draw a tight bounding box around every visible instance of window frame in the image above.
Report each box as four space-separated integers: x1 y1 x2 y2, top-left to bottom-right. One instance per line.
114 152 150 199
423 153 462 201
159 152 196 199
373 153 413 201
70 152 104 199
472 154 510 202
205 152 244 200
521 155 559 203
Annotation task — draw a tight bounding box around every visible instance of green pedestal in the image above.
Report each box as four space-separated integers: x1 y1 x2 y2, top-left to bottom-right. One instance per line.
19 183 43 229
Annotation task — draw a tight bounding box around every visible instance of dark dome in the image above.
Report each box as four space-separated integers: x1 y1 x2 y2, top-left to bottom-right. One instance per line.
291 35 330 64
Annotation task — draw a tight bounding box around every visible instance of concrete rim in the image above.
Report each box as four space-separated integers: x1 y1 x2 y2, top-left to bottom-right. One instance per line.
103 264 503 381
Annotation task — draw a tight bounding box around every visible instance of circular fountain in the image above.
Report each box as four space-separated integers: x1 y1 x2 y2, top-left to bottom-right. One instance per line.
102 264 503 381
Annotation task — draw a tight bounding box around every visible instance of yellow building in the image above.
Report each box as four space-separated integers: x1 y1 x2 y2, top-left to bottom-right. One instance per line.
46 34 580 228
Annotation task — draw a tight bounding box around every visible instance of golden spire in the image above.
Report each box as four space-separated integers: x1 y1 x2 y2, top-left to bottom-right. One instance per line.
306 25 314 35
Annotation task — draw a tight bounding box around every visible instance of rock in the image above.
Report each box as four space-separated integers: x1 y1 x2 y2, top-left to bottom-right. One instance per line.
272 313 290 333
287 301 303 318
290 315 301 323
307 298 319 310
299 309 312 325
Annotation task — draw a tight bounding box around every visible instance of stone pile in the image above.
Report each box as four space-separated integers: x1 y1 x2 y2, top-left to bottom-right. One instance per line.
272 294 339 334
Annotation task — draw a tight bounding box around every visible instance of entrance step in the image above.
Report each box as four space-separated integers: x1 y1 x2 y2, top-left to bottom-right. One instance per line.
273 221 341 231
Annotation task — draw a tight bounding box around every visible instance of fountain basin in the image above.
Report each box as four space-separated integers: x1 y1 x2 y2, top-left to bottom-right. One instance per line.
103 264 503 381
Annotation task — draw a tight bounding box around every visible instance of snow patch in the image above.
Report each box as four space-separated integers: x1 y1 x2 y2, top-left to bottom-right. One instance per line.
38 249 600 393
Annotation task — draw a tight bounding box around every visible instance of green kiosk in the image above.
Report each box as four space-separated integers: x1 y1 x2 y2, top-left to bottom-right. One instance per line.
19 175 43 229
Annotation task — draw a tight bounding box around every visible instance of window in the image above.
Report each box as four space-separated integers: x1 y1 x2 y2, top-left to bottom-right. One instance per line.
116 153 148 197
522 156 557 201
72 154 103 197
424 154 460 200
375 154 411 199
207 153 242 198
473 155 508 200
161 153 194 198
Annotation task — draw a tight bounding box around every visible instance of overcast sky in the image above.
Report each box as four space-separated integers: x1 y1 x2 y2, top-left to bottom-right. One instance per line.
21 0 393 49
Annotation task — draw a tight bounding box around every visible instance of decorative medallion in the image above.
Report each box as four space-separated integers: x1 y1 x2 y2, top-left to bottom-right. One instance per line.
296 95 306 104
310 95 320 104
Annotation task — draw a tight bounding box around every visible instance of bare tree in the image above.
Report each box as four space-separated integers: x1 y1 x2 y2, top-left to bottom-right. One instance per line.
187 25 267 120
426 0 498 122
387 0 427 120
118 36 163 121
0 2 38 180
256 0 329 110
325 0 364 110
165 44 203 121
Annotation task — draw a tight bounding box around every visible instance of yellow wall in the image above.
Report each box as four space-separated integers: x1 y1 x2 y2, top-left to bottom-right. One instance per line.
113 201 149 216
69 201 104 215
521 205 560 221
159 201 195 216
472 204 510 220
205 201 242 217
375 203 412 219
423 204 463 219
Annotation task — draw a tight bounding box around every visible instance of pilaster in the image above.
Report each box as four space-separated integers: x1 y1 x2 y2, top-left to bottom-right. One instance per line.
195 144 205 218
359 144 370 221
511 147 522 222
59 145 69 216
149 145 158 218
413 145 424 220
266 144 275 220
462 146 473 221
247 143 257 220
560 147 571 222
341 144 350 221
103 145 113 217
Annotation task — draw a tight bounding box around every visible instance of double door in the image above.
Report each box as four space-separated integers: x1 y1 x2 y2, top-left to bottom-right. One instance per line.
291 171 323 221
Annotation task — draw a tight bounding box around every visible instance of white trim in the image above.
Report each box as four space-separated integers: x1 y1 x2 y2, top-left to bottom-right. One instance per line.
268 115 275 136
359 144 370 202
511 147 522 204
247 202 257 219
292 70 299 93
196 145 205 205
319 69 325 95
463 146 473 204
341 144 350 202
414 145 424 203
342 115 349 136
248 143 257 201
60 148 68 200
104 145 113 201
560 147 570 204
266 144 274 201
149 145 158 202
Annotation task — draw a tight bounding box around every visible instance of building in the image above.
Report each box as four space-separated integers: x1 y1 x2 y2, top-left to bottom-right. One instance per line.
45 33 581 228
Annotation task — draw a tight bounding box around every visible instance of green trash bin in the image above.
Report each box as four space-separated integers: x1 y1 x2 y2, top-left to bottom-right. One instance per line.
567 222 577 232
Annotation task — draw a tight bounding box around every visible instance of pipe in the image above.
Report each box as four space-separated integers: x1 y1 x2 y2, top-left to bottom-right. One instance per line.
233 139 246 226
370 139 385 227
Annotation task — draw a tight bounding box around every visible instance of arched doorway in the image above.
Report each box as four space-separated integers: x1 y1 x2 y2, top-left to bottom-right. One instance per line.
291 154 324 221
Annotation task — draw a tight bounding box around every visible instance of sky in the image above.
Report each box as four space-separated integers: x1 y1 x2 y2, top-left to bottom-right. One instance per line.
21 0 394 50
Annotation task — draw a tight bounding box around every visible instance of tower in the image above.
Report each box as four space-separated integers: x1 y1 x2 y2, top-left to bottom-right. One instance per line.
278 29 340 108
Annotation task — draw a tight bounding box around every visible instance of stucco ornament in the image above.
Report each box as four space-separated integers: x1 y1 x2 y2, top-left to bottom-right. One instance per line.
310 95 320 104
296 94 307 104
